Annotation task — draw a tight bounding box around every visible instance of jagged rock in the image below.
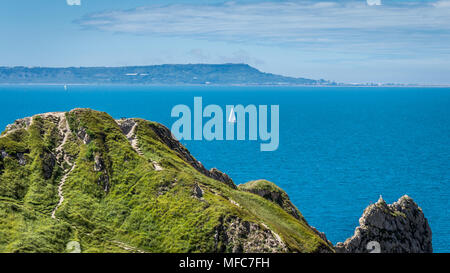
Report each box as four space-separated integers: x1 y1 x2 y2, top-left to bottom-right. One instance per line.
117 118 136 136
4 117 32 134
214 216 288 253
335 195 432 253
148 122 207 169
16 153 26 166
192 183 204 199
311 226 333 248
1 149 8 159
94 154 104 172
209 168 236 189
0 150 27 167
76 127 91 144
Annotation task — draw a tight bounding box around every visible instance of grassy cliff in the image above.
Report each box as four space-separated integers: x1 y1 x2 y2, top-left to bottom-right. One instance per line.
0 109 332 253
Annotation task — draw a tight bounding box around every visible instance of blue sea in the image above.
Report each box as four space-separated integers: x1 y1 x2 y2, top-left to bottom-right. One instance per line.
0 85 449 252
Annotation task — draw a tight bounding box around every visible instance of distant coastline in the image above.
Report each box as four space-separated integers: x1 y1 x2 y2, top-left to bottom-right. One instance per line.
0 64 448 87
0 63 329 86
0 83 449 88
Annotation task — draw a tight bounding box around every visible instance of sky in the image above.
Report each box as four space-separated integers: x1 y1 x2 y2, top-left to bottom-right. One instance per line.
1 0 449 84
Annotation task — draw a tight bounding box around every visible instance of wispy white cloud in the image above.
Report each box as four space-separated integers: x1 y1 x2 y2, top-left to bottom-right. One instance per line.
433 0 450 7
76 1 450 57
187 48 265 66
187 49 211 63
67 0 81 6
218 49 265 66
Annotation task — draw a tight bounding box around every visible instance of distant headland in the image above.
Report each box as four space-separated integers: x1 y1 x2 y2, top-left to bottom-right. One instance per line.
0 64 447 87
0 64 332 86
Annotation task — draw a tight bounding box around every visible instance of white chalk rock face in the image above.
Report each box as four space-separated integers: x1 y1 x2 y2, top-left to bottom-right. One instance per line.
335 195 432 253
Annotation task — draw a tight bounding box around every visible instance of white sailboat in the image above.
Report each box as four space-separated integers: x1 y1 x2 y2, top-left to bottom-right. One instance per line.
64 84 68 91
228 107 236 123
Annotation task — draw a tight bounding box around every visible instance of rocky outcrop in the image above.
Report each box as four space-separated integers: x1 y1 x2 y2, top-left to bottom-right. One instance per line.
209 168 236 189
238 179 334 251
94 154 104 172
192 183 204 199
16 153 26 166
116 118 136 137
0 150 27 166
117 118 145 158
1 117 32 137
214 216 288 253
335 195 432 253
310 226 333 248
0 150 8 159
238 180 303 220
76 127 92 145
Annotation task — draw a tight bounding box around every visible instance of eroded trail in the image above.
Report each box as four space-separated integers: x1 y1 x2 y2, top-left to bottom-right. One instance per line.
51 163 75 219
51 114 76 219
127 123 144 156
124 120 163 171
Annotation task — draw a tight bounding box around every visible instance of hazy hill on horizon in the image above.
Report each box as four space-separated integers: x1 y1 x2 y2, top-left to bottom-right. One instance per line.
0 64 333 85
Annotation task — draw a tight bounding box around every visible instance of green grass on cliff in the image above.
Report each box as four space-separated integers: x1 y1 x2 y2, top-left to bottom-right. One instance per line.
0 109 332 253
239 179 284 192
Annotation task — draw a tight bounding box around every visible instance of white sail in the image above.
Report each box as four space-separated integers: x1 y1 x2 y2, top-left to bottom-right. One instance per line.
64 84 68 91
228 107 236 123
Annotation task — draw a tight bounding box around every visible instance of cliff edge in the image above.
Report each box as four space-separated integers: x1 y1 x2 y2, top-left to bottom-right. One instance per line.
0 109 331 253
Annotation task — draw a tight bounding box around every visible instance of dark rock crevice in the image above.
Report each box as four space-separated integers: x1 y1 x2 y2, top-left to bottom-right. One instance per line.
41 152 56 180
94 154 110 192
213 216 288 253
0 149 27 167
